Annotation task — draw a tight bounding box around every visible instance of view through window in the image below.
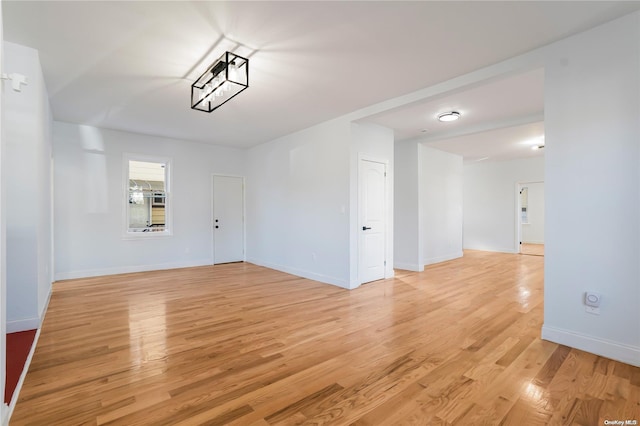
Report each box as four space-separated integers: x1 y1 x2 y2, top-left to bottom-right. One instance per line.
127 159 169 234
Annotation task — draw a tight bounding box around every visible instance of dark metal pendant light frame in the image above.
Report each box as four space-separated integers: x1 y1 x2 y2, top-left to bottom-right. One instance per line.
191 51 249 113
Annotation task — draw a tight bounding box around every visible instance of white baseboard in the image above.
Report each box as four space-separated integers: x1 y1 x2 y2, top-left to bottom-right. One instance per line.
423 251 463 266
54 259 213 281
463 245 518 254
522 240 544 245
38 284 52 323
542 325 640 367
393 262 423 272
246 257 349 289
6 282 53 423
8 282 53 333
6 318 40 334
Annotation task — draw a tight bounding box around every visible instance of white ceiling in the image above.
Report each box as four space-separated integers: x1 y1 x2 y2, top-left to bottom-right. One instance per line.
363 68 545 162
424 121 545 164
362 68 544 142
4 1 640 152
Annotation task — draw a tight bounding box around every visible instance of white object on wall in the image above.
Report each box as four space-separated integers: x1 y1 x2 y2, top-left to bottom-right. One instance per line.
0 72 27 91
584 292 602 307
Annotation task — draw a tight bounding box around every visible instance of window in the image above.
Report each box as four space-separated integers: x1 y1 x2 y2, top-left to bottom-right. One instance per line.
125 156 171 236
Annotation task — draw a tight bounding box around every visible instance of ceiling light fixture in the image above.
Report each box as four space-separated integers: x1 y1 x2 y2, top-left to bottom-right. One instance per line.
437 111 460 122
191 51 249 113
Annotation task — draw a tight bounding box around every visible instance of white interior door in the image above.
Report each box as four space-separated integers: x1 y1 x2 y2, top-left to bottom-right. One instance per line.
359 159 386 284
522 182 545 244
213 175 244 264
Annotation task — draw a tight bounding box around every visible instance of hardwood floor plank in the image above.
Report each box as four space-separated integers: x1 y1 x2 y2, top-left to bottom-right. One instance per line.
625 385 640 420
499 397 552 425
455 398 515 425
473 339 557 407
575 397 604 425
10 251 639 425
532 345 572 388
495 336 535 368
349 382 428 425
264 383 344 423
520 243 544 257
199 404 255 426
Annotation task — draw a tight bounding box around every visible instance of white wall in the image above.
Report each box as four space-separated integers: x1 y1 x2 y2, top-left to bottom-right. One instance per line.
464 157 544 253
0 3 6 421
421 146 463 265
246 118 352 288
53 122 246 279
542 12 640 366
350 122 394 286
521 182 544 244
3 41 52 332
246 119 394 289
393 143 463 270
394 141 422 271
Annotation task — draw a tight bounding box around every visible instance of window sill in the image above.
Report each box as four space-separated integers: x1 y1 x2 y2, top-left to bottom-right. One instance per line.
123 231 173 240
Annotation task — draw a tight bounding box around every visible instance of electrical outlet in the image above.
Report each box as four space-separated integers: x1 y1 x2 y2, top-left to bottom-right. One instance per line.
585 306 600 315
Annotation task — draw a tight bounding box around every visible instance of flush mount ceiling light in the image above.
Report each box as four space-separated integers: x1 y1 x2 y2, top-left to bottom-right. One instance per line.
437 111 461 122
530 136 545 150
191 51 249 113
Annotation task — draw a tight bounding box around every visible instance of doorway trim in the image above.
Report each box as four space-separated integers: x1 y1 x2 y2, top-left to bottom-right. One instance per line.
211 174 246 265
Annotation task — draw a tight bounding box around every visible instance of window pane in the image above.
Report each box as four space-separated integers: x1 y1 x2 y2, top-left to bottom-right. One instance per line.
128 160 168 233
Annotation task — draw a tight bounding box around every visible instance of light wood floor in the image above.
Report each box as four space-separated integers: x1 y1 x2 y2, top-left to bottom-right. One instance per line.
521 243 544 257
12 251 640 425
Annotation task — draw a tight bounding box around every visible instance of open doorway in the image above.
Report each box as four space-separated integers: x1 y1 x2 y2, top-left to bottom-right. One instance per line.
518 182 544 256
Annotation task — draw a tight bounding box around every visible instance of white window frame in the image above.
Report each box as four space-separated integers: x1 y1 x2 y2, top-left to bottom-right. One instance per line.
123 153 173 239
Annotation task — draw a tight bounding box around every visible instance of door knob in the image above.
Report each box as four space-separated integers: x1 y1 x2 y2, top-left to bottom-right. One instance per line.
362 226 371 231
